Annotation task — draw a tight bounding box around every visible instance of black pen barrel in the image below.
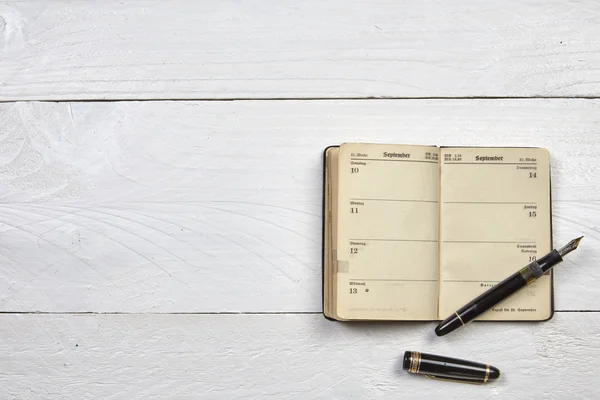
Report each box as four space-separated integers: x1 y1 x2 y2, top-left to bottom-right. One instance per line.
436 250 563 336
458 249 563 324
455 269 527 325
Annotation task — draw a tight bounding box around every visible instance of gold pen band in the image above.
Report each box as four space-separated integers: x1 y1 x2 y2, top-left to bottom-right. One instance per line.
519 266 536 284
408 351 421 373
484 365 490 383
455 312 465 326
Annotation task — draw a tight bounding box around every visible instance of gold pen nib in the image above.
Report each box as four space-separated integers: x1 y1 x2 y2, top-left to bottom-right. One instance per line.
558 236 584 257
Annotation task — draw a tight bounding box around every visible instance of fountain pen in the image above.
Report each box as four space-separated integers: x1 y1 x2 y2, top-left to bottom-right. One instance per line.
436 236 583 336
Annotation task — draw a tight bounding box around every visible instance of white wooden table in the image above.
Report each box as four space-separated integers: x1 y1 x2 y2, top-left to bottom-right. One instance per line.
1 1 599 398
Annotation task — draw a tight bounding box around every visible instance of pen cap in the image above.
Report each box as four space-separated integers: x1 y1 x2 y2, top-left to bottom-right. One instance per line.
403 351 500 383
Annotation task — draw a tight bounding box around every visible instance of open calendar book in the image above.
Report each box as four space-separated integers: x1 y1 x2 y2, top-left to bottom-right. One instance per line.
322 143 553 321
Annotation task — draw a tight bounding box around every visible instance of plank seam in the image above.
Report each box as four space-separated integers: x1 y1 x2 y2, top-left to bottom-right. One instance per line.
2 96 600 104
0 310 597 315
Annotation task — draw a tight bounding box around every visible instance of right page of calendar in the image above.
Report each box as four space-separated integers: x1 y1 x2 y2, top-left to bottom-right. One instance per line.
437 147 552 321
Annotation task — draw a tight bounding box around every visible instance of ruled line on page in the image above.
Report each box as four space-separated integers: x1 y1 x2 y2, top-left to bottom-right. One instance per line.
350 239 439 242
351 198 439 203
351 158 438 163
349 279 438 282
442 240 536 244
443 162 537 165
443 201 537 204
442 280 501 283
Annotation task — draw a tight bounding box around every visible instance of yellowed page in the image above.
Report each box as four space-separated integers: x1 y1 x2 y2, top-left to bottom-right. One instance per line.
335 142 440 320
438 147 552 321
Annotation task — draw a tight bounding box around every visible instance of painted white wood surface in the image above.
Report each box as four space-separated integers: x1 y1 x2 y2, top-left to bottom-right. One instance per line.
1 313 599 399
0 100 598 313
2 1 600 397
2 0 600 100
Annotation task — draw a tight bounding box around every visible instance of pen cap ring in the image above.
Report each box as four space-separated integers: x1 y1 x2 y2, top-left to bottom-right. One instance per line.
402 351 416 371
402 351 420 373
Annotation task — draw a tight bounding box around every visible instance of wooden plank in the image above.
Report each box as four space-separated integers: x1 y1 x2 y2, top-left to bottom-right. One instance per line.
0 100 598 313
1 313 598 398
1 0 600 100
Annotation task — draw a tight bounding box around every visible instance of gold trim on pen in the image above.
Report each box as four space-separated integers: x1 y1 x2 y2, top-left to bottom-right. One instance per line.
409 351 419 373
409 351 421 374
455 312 465 326
519 266 535 285
484 365 490 383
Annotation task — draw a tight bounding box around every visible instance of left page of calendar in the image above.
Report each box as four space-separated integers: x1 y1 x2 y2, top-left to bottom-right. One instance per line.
334 142 441 320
